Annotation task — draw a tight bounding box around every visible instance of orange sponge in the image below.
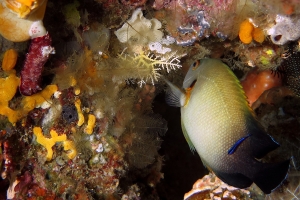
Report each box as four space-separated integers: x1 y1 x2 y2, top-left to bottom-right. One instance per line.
2 49 18 72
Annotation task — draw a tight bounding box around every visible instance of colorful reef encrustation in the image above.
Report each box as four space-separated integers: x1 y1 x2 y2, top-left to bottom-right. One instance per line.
0 0 299 199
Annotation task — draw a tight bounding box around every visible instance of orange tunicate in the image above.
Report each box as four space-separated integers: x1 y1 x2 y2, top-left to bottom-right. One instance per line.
16 0 36 8
0 0 48 42
239 20 253 44
239 19 265 44
241 68 282 106
2 49 18 72
252 27 264 43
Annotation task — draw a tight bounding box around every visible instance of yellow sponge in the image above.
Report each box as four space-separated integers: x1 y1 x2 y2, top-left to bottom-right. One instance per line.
0 50 20 124
22 84 58 112
33 127 67 161
63 141 77 159
85 114 96 134
75 99 85 126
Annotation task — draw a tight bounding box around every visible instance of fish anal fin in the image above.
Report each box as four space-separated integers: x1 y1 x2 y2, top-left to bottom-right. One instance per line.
181 119 196 153
214 170 253 189
253 159 290 194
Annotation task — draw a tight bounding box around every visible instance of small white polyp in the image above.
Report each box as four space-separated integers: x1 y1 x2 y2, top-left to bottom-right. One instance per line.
29 20 47 39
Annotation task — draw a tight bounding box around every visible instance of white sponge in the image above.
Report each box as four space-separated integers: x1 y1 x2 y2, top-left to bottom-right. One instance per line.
267 15 300 45
115 8 163 46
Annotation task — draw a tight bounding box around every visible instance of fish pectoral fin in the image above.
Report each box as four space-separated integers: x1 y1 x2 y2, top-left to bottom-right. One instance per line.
163 77 186 107
228 134 251 155
181 119 196 153
214 170 253 189
253 159 290 194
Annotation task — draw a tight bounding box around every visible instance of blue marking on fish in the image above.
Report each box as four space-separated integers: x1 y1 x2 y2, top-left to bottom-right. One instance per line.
228 134 252 155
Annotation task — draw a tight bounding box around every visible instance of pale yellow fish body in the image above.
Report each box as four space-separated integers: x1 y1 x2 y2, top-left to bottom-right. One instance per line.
165 58 289 194
181 59 253 172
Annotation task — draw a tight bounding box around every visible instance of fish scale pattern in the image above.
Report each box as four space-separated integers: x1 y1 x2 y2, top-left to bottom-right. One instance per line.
181 59 254 173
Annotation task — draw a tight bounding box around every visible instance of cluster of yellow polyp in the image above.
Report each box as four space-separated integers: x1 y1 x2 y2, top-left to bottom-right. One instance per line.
0 49 57 125
33 127 77 161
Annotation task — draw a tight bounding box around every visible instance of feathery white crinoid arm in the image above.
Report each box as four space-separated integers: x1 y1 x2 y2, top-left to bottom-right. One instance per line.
153 52 182 73
118 50 182 86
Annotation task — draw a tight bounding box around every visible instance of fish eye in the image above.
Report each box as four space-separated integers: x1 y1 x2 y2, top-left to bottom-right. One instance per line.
192 60 200 70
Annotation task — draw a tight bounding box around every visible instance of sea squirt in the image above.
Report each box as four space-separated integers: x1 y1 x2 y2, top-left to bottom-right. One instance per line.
241 67 282 106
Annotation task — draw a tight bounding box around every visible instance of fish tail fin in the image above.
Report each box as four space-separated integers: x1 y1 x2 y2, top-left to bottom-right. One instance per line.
253 159 290 194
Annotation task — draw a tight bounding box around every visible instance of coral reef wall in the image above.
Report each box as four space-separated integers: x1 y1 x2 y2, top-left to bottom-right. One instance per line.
0 0 299 199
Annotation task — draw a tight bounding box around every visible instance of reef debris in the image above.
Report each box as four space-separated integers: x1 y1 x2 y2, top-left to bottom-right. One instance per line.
184 173 252 200
1 0 300 199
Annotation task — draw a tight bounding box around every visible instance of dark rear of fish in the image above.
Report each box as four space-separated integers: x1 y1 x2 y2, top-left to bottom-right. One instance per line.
165 58 290 193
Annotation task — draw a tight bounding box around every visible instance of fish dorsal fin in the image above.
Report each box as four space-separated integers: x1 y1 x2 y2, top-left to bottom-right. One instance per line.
163 77 186 107
181 118 196 153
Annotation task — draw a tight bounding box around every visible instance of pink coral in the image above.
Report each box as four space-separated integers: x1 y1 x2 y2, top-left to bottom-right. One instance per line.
184 173 251 200
120 0 147 7
20 33 55 96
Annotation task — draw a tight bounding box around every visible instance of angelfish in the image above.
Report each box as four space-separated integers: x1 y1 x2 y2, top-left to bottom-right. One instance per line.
165 58 289 194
